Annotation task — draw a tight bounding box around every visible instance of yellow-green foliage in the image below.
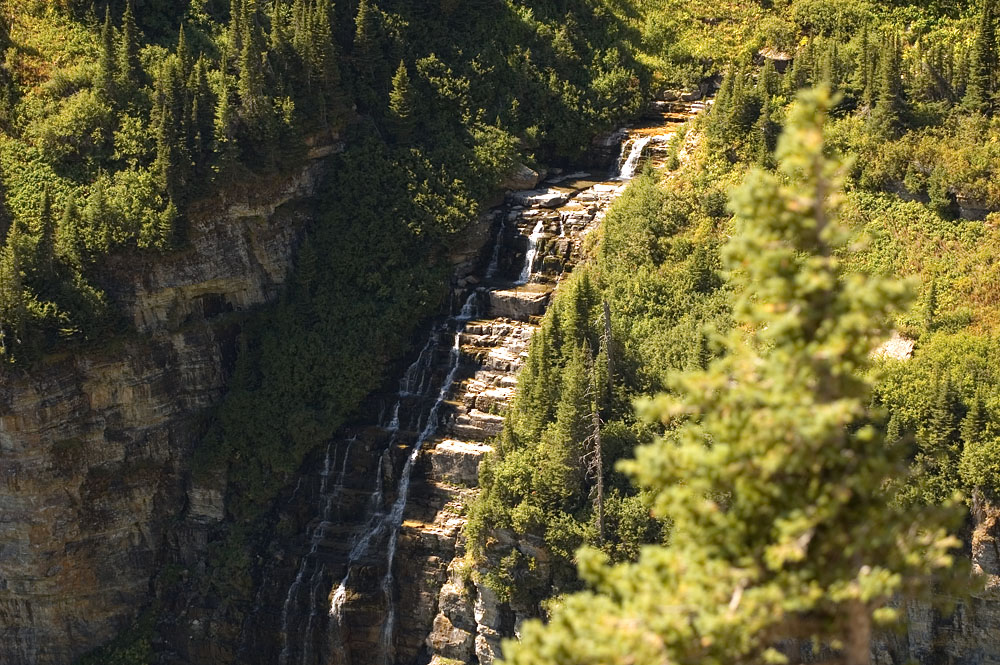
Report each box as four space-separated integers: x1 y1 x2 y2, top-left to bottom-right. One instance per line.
502 87 964 665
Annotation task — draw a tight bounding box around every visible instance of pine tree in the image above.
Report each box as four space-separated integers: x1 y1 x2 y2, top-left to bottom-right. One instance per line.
388 61 415 141
86 174 114 251
505 88 961 665
752 94 779 167
177 25 193 81
36 185 56 281
190 56 215 164
157 199 179 249
238 0 270 134
154 57 190 201
0 237 26 358
214 66 240 167
962 390 987 447
871 33 905 136
309 0 340 121
757 58 781 101
97 6 116 100
57 194 83 264
965 0 997 114
353 0 382 109
116 0 141 92
915 376 964 502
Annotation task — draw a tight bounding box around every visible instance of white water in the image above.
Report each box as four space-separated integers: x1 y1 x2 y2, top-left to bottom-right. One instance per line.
457 290 480 321
386 401 400 432
516 219 545 285
273 119 680 665
617 135 652 180
280 439 355 665
329 331 466 665
485 218 506 279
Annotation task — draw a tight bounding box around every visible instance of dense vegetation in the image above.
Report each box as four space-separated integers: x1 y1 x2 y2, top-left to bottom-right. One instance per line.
0 0 654 661
503 85 965 665
0 0 648 362
465 0 1000 662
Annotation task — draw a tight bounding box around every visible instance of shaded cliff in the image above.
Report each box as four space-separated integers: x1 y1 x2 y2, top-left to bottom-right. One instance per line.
0 144 336 665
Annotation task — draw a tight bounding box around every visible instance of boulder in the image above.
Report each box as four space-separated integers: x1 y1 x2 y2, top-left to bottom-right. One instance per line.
501 163 541 191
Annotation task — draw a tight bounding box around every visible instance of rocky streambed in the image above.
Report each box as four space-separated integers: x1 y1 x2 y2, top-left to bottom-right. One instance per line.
219 107 698 665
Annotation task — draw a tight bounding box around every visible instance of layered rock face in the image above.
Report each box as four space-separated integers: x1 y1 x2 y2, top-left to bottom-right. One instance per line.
0 145 337 665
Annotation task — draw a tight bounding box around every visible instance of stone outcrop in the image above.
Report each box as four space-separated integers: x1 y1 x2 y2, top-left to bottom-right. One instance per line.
0 140 341 665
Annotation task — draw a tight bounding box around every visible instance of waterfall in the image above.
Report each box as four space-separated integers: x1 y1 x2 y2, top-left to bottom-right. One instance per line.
485 217 506 279
400 335 437 396
457 290 480 321
328 330 466 665
279 440 356 665
517 219 545 285
263 108 703 665
617 135 652 180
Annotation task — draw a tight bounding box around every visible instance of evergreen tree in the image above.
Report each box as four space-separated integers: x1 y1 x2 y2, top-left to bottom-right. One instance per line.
86 174 114 251
97 6 116 100
190 57 215 164
505 88 961 665
0 237 26 358
536 342 589 509
177 25 193 81
353 0 383 109
757 58 781 101
962 390 987 447
751 95 779 167
914 376 964 503
309 0 340 121
157 199 179 249
57 194 82 264
871 33 905 136
238 0 270 135
36 185 56 281
965 0 997 114
214 66 240 167
388 60 415 141
116 0 141 92
154 57 190 202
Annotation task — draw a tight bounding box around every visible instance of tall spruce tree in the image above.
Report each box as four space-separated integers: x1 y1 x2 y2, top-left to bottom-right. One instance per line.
36 185 56 282
871 33 905 135
0 236 26 358
504 88 962 665
389 61 414 141
97 6 116 100
116 0 141 92
965 0 997 114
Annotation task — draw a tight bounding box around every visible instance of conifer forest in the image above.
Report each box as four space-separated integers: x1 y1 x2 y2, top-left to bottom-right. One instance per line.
2 1 1000 664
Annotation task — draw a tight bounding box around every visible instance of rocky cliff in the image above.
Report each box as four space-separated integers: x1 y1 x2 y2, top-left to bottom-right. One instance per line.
0 141 338 665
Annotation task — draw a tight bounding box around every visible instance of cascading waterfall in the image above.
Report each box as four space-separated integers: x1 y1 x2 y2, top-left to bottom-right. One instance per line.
485 217 506 279
328 322 470 665
280 439 356 665
267 113 684 665
517 218 545 285
616 135 652 180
